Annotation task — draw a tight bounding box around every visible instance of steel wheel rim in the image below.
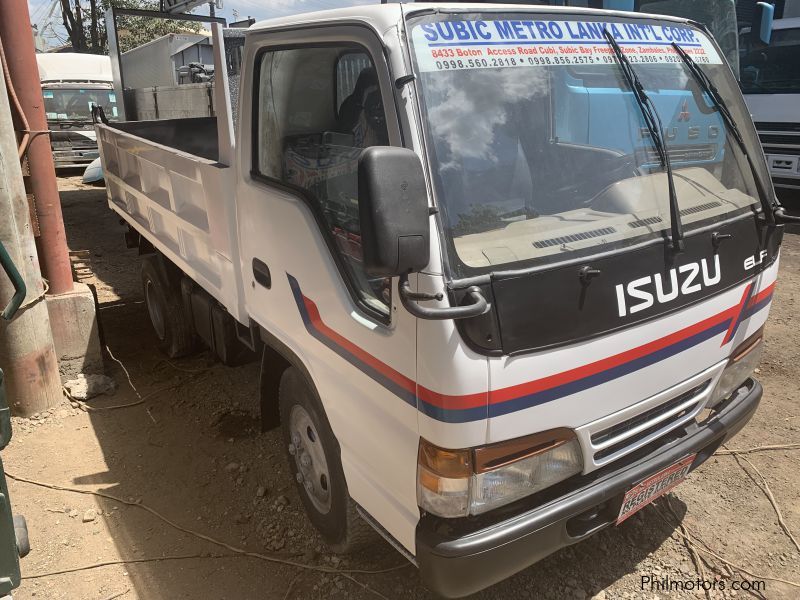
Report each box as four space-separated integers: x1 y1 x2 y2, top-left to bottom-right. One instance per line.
144 280 166 341
289 404 332 514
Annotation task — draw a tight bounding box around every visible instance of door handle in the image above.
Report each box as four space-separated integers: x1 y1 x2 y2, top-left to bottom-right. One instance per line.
252 258 271 289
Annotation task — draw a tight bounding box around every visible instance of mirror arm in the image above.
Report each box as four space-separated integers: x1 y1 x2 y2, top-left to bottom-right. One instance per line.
774 207 800 224
398 273 489 320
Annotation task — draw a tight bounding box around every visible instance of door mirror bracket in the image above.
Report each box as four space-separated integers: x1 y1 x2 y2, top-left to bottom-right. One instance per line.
398 274 489 320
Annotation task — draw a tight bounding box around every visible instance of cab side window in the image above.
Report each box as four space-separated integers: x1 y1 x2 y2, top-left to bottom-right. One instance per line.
254 45 391 317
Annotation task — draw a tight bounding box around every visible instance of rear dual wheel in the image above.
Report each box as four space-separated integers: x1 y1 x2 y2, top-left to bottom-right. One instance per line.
140 255 194 358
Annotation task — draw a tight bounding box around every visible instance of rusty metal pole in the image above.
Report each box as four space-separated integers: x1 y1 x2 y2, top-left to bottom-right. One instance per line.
0 0 73 296
0 48 63 416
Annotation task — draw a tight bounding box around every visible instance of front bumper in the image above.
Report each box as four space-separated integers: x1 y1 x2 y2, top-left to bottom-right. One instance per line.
52 148 99 169
415 378 762 598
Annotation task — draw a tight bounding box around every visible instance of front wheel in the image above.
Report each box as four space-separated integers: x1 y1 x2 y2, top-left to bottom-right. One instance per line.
278 367 374 553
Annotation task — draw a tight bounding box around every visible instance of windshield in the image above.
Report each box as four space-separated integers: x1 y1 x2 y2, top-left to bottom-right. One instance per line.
43 87 118 122
410 14 764 276
638 0 739 76
740 27 800 94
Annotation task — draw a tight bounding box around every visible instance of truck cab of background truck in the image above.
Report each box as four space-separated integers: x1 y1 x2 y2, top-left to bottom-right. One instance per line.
36 53 116 169
740 16 800 192
96 3 791 597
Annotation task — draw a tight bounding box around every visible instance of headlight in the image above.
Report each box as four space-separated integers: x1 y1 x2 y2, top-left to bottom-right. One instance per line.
709 328 764 409
417 429 583 518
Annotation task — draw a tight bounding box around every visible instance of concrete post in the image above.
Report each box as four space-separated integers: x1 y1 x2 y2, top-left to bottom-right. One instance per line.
0 58 63 416
0 0 73 296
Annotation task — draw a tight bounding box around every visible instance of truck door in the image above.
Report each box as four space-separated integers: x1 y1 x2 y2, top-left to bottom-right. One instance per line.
236 28 421 551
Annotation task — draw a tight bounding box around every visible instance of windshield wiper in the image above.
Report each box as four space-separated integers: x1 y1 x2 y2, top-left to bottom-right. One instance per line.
671 43 776 225
603 29 684 251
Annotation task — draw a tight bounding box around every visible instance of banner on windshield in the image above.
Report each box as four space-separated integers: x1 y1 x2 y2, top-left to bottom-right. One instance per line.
412 19 723 72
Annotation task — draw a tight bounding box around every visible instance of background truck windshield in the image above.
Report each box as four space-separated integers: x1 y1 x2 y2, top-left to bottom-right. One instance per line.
43 87 118 121
740 27 800 94
638 0 739 76
410 14 763 276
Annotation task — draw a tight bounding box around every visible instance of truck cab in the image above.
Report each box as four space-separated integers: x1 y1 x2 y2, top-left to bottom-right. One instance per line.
96 4 785 596
36 53 116 169
741 17 800 191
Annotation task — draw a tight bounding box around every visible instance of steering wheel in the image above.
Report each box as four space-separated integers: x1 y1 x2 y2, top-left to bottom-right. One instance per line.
64 95 89 119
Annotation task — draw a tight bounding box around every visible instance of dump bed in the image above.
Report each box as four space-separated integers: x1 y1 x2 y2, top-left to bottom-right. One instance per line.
95 22 243 322
95 118 245 322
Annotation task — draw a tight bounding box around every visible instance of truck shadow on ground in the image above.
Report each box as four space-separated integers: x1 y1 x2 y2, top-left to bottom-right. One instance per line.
63 181 689 599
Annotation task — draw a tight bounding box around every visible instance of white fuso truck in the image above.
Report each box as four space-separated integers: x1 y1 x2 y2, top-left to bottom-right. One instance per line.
36 53 116 169
94 4 796 596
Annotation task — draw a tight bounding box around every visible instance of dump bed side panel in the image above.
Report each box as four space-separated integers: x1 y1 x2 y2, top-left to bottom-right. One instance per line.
96 123 244 322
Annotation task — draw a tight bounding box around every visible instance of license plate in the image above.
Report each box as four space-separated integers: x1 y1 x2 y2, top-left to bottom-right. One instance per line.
616 454 696 525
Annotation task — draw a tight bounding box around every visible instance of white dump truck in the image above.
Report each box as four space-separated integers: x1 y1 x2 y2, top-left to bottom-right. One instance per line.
36 52 115 169
94 4 796 596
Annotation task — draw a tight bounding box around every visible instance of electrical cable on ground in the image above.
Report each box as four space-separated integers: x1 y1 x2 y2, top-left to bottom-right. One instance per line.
23 553 234 579
52 348 402 598
715 443 800 456
728 449 800 553
654 502 800 589
666 497 712 600
283 571 304 600
64 345 210 412
102 588 130 600
105 345 142 399
666 499 710 596
63 380 191 412
6 473 410 598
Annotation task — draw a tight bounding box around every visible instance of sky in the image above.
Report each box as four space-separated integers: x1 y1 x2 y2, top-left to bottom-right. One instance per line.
28 0 374 49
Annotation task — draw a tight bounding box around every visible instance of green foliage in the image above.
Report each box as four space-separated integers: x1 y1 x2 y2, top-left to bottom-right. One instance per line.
451 205 505 237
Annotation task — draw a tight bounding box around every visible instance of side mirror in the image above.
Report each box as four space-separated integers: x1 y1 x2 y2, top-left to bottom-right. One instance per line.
753 2 774 45
358 147 430 277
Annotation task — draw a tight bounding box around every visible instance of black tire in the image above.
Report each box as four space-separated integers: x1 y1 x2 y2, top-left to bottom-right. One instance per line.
140 255 194 358
13 514 29 558
278 367 375 553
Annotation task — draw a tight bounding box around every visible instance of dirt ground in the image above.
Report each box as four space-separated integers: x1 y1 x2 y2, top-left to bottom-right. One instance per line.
3 176 799 600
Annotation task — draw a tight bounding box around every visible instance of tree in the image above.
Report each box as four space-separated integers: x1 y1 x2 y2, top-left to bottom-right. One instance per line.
59 0 88 51
60 0 204 54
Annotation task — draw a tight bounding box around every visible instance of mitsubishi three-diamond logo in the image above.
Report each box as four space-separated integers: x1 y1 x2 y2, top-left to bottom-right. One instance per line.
677 99 691 122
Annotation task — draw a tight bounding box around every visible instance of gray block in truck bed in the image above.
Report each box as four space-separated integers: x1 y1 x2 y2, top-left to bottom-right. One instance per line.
127 83 215 121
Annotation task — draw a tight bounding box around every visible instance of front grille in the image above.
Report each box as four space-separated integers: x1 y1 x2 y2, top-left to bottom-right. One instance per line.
533 227 616 249
50 131 97 150
764 146 800 157
644 143 717 163
773 177 800 189
758 133 800 146
755 122 800 133
589 381 710 465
